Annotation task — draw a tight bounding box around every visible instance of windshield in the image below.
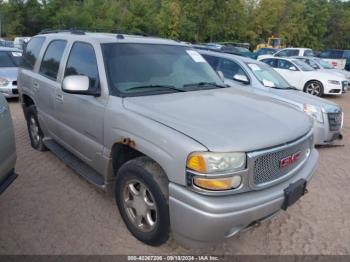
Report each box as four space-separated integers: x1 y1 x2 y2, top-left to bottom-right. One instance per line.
0 51 22 67
291 59 315 71
246 62 291 89
314 58 334 69
102 43 222 96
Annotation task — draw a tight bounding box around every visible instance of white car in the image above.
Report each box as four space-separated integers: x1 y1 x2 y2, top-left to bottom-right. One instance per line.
258 48 314 60
293 56 350 92
260 57 347 96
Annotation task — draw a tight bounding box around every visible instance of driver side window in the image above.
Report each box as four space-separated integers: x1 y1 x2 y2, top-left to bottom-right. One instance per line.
217 58 248 81
277 60 295 70
64 42 99 92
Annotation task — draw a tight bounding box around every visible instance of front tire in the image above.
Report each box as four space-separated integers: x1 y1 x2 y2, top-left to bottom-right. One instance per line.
115 156 170 246
25 105 47 151
304 81 324 97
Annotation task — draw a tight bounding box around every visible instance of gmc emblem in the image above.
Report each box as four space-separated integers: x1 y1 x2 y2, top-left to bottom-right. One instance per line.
280 151 301 168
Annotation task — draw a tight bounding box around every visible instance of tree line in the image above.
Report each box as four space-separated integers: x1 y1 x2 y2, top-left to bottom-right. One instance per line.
0 0 350 50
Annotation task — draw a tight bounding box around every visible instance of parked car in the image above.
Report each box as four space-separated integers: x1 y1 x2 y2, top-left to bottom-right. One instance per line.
254 47 278 60
196 43 254 58
198 50 343 145
19 31 318 247
13 37 31 50
0 47 22 98
258 47 314 60
319 49 350 71
260 57 347 97
0 94 17 194
293 56 350 92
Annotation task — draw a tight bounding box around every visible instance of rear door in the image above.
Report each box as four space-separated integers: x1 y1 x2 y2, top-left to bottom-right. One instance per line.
0 95 16 181
34 39 68 136
54 42 105 167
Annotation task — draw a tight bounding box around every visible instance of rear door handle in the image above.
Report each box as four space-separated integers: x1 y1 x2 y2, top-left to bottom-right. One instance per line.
55 94 63 103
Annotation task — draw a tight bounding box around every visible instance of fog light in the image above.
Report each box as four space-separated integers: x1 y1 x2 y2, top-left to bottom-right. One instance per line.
193 176 242 191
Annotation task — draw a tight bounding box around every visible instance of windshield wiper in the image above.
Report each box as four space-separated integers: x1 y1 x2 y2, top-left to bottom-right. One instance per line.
183 82 228 89
268 86 299 90
125 84 186 93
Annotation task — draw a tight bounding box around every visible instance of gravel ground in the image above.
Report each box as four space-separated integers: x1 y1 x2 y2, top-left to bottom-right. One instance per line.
0 94 350 255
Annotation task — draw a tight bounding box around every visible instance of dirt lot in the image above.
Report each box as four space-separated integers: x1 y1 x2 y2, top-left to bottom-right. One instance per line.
0 94 350 255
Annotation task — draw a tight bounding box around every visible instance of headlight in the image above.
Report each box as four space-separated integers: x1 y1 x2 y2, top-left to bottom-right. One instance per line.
303 104 324 123
327 80 340 85
187 152 246 174
0 77 9 87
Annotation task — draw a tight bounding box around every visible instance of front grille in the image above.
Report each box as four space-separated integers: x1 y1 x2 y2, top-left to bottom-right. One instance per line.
328 112 342 131
251 135 312 186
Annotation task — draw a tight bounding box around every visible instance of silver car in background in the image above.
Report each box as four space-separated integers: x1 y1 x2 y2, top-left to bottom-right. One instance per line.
0 47 22 98
198 50 343 145
0 94 17 194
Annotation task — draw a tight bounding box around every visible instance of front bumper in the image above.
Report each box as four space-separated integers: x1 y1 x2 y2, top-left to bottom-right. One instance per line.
0 83 19 98
169 149 319 248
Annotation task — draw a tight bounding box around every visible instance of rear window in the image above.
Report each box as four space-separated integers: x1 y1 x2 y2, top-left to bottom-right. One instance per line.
21 37 45 70
39 40 67 80
320 50 344 59
0 51 22 67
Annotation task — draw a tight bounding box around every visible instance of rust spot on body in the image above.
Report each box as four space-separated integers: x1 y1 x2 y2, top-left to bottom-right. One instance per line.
121 138 136 148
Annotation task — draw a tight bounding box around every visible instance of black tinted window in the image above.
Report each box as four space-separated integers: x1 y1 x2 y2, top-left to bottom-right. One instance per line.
217 58 247 79
39 40 67 80
202 54 219 70
262 59 277 68
0 51 22 67
65 42 99 90
277 59 294 69
21 37 45 70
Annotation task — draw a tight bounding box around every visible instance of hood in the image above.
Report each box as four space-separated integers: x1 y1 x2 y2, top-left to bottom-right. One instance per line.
123 88 312 152
0 67 18 81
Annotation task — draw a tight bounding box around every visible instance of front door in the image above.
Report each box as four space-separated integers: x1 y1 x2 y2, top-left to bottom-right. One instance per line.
55 42 105 167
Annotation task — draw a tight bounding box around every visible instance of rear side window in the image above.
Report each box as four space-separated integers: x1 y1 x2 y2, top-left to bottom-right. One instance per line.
304 50 314 57
64 42 99 90
277 59 294 70
202 54 219 70
21 37 45 70
39 40 67 80
217 58 247 79
262 59 277 68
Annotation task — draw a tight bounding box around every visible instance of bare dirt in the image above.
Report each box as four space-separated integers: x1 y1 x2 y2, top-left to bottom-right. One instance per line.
1 95 350 255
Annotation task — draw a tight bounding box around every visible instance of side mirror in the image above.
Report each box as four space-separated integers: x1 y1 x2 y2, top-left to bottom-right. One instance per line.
289 66 297 71
233 74 249 84
217 70 224 82
62 75 100 96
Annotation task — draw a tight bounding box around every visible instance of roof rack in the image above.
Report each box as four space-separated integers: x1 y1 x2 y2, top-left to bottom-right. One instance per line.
39 29 85 35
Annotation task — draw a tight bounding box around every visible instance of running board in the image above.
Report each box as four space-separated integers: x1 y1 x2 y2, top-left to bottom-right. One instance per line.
44 139 106 189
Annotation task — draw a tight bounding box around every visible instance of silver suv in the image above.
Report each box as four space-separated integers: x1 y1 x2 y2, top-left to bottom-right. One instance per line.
18 31 319 247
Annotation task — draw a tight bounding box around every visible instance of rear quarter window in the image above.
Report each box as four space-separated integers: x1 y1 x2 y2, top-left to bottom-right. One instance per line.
21 37 46 70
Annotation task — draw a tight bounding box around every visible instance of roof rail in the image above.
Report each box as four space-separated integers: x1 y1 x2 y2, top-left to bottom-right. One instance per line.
39 29 86 35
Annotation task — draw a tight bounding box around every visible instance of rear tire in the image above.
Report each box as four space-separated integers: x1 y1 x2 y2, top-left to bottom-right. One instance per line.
304 81 324 97
115 156 170 246
25 105 47 151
